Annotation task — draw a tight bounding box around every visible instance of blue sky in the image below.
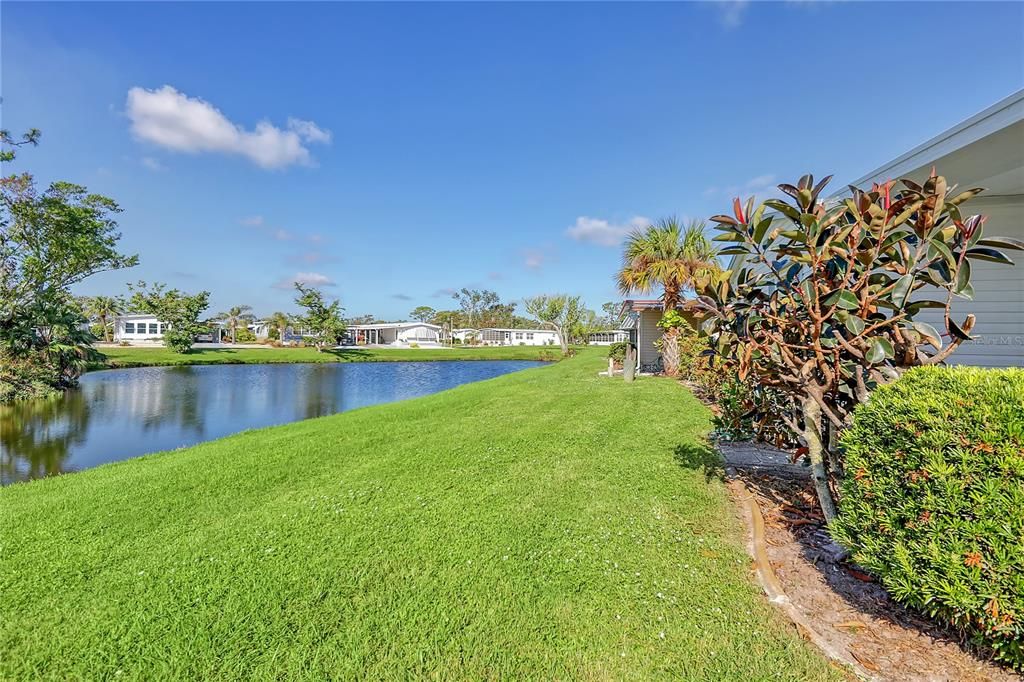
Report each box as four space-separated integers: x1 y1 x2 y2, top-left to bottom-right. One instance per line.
4 1 1022 320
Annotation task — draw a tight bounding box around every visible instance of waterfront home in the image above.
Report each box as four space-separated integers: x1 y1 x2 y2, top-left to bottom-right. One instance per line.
346 322 442 346
112 313 223 343
451 328 480 344
619 300 704 372
587 330 629 345
479 328 559 346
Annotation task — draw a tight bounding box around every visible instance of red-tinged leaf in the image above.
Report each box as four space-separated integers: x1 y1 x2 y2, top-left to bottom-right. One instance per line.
798 173 813 190
711 214 739 226
810 174 833 202
733 197 746 224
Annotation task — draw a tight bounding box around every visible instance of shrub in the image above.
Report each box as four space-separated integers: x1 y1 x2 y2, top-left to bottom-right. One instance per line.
608 341 628 365
409 342 420 349
831 367 1024 669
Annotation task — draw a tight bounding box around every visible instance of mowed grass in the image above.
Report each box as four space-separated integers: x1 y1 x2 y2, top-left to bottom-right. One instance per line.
0 350 838 680
95 344 562 369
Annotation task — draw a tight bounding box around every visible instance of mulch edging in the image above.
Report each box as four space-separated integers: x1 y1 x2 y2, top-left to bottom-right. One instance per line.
721 447 1018 682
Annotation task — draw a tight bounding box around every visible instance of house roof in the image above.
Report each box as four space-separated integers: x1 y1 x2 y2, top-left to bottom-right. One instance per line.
479 327 557 333
839 89 1024 197
348 322 442 330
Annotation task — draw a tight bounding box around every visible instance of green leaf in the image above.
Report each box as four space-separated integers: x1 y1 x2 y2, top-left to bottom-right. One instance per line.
965 247 1014 265
824 290 860 310
712 232 747 243
752 218 773 245
866 337 891 364
911 321 942 349
946 187 984 206
844 315 865 335
927 240 955 266
891 274 914 308
954 259 971 295
763 199 801 221
975 236 1024 251
716 247 749 256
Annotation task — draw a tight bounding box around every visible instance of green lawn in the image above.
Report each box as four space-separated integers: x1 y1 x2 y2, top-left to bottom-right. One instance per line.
1 349 837 679
94 344 563 369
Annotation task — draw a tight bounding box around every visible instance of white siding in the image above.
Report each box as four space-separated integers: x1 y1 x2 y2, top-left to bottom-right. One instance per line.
914 196 1023 367
636 310 662 369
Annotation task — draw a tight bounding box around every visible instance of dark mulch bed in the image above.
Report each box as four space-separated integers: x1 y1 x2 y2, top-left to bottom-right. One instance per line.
721 444 1017 682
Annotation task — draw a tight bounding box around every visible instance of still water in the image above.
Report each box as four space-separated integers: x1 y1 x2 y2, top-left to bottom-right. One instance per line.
1 360 544 485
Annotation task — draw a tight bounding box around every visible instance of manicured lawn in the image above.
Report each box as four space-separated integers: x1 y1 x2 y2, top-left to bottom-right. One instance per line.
94 344 563 369
1 349 837 679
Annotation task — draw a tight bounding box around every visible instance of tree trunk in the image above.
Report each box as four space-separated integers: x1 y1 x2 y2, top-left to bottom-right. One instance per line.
801 397 837 523
661 328 680 377
557 326 568 355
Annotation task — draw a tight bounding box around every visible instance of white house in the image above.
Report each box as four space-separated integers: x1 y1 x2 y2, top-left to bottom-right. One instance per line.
112 314 167 342
346 322 442 346
451 328 480 344
588 330 629 345
478 328 559 346
836 90 1023 367
112 314 222 343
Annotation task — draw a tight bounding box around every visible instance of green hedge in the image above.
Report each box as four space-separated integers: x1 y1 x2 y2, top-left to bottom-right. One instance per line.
832 366 1024 670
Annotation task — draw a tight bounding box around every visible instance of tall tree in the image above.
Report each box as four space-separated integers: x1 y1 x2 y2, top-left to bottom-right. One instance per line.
1 129 137 401
452 288 499 328
294 283 346 352
128 281 210 354
409 305 436 323
217 304 254 344
601 301 625 329
617 218 718 376
524 294 584 355
83 295 124 342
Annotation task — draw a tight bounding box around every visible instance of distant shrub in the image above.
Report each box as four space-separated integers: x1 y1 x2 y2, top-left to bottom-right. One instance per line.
409 342 420 349
608 341 627 365
234 328 256 343
832 367 1024 670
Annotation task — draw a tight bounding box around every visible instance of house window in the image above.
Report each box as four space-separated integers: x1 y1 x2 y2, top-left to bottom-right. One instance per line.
515 332 523 340
149 323 159 335
526 333 534 340
125 322 135 334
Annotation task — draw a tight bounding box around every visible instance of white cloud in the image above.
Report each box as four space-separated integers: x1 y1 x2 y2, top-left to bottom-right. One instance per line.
746 173 776 189
566 216 651 247
391 293 413 301
239 215 264 227
272 271 336 289
272 228 294 241
126 85 331 169
140 156 166 171
715 0 749 28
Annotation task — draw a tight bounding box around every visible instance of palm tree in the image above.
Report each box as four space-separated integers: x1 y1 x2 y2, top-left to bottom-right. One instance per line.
217 305 254 344
84 296 122 343
617 217 718 376
267 311 291 343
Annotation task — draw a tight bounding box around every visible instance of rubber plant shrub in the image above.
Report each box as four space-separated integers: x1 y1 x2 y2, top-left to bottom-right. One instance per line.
696 172 1022 521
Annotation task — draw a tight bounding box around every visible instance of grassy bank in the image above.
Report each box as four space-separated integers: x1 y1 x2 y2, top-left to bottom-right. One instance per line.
1 349 836 679
94 344 562 369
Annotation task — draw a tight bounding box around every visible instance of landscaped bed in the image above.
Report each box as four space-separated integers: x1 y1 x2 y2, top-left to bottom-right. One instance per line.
0 349 838 679
93 344 563 369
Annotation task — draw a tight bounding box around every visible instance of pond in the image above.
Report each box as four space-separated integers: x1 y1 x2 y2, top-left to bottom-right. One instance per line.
1 360 544 485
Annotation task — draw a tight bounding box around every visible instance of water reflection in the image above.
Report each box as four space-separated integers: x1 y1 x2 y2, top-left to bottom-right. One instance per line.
0 360 542 485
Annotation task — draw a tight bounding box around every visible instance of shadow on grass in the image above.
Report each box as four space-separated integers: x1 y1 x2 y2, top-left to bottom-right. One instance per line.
323 348 373 361
673 441 726 482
